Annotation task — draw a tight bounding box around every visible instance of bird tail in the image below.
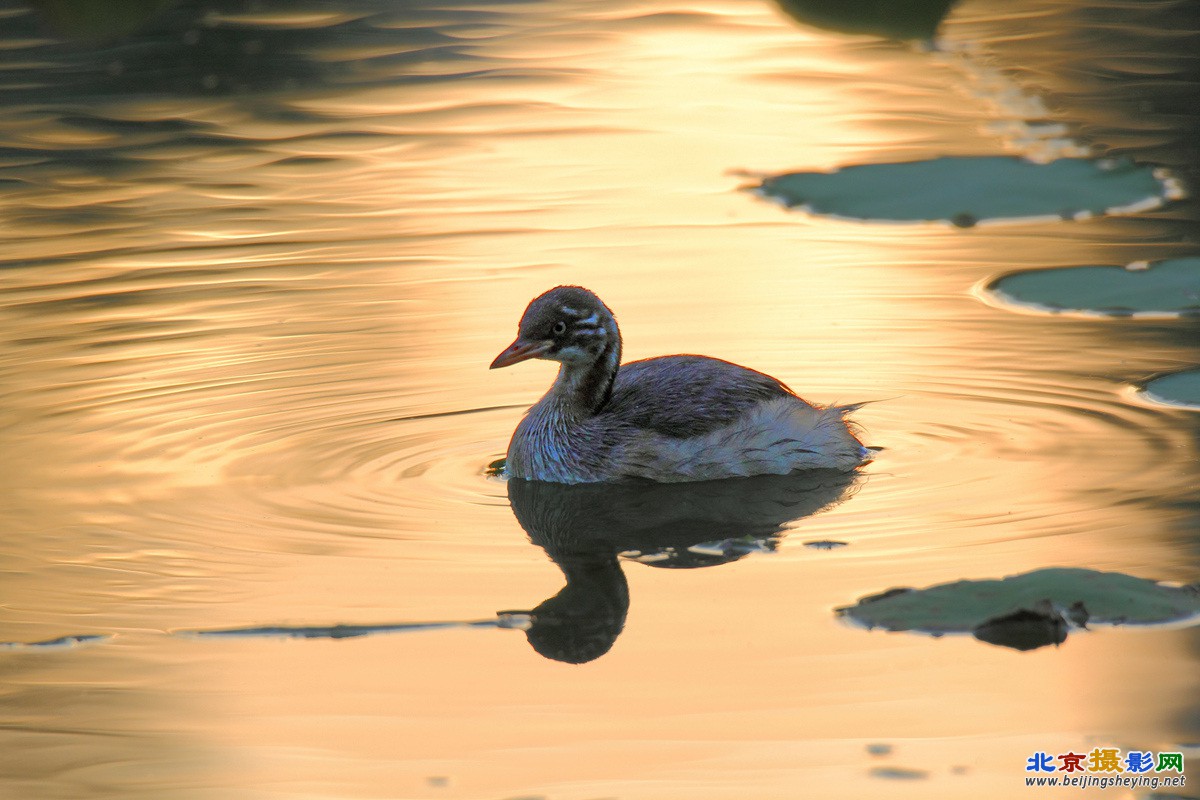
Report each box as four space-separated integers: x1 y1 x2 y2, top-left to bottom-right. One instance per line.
834 396 900 415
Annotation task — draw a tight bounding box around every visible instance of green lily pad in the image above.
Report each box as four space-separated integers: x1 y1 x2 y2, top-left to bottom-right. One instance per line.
755 157 1181 226
837 568 1200 634
773 0 956 40
985 258 1200 318
1138 370 1200 411
29 0 174 40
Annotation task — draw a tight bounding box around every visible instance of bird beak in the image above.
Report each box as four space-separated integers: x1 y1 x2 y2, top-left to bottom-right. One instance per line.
490 338 553 369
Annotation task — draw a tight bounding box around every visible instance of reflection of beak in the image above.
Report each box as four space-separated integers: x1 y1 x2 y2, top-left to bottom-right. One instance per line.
490 338 553 369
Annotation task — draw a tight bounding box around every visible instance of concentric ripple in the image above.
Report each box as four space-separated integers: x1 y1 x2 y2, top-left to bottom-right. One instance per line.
1 0 1199 797
789 366 1197 552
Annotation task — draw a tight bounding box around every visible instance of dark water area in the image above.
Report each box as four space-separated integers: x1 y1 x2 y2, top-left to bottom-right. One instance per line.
0 1 1198 798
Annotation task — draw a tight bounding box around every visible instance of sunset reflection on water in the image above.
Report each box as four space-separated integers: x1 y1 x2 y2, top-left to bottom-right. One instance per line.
0 0 1196 798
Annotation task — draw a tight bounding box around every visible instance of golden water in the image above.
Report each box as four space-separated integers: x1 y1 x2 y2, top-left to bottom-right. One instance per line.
0 0 1197 798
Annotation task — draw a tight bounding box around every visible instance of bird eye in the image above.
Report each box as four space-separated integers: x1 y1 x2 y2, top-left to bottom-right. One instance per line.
552 321 567 336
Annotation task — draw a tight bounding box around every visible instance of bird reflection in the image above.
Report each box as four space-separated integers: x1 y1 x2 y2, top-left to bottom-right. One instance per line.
502 470 861 663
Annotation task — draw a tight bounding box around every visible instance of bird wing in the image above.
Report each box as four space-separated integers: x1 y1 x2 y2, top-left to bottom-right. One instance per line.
598 355 798 439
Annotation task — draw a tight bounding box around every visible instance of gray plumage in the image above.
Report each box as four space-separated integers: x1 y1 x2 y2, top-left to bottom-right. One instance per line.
491 286 868 484
603 355 791 439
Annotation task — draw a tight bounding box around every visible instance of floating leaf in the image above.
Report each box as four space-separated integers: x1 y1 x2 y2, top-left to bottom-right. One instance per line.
29 0 174 40
755 157 1181 226
182 619 501 640
985 258 1200 318
1138 369 1200 411
838 568 1200 635
0 633 111 650
972 603 1069 651
773 0 956 40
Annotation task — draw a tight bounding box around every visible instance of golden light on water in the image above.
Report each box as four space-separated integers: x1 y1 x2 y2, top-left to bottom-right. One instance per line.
0 0 1196 798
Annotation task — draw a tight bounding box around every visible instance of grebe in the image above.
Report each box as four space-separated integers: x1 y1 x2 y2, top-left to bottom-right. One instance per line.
491 286 868 483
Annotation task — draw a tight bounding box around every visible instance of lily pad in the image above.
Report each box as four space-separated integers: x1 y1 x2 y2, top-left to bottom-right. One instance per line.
773 0 956 40
985 258 1200 318
838 568 1200 634
972 603 1070 651
30 0 174 40
755 156 1181 226
182 619 506 640
0 633 111 650
1138 369 1200 411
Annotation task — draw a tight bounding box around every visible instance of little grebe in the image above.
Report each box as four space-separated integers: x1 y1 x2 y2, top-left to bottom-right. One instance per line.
491 286 868 483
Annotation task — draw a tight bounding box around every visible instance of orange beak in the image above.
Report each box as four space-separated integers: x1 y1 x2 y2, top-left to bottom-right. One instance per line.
490 338 553 369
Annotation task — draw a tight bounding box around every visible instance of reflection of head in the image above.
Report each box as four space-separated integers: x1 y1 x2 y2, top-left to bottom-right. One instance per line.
523 556 628 664
506 471 860 663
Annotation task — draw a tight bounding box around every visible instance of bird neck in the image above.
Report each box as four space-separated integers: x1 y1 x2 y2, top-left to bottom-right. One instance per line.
549 336 621 418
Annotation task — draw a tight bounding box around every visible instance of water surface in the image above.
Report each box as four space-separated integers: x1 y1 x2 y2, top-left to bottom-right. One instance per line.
1 1 1197 798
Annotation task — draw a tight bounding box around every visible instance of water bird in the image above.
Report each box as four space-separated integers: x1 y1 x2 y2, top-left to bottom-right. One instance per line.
491 286 869 483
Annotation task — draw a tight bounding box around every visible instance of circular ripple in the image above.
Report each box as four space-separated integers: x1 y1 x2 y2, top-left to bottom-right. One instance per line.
217 405 521 539
790 371 1196 549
